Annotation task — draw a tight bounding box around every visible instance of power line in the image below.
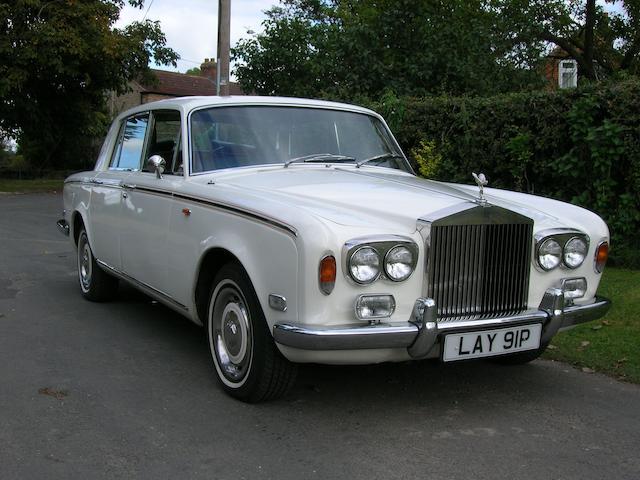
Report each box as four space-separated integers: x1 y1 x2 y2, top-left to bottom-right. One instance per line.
142 0 155 21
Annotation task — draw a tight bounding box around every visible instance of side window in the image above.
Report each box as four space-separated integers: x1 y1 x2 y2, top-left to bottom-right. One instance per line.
110 114 150 170
143 110 182 174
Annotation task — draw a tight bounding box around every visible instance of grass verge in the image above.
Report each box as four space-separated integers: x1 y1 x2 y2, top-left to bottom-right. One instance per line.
0 179 64 193
544 267 640 383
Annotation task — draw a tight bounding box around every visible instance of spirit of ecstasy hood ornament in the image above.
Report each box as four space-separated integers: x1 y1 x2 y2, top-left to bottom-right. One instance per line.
472 172 488 205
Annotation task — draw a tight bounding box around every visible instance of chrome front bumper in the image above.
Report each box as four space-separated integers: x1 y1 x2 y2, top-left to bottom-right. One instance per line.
273 289 611 358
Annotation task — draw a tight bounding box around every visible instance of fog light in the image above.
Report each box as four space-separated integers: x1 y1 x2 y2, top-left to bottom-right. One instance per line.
561 277 587 301
355 294 395 321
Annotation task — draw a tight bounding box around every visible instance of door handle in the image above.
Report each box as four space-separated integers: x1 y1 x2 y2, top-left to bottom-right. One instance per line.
90 178 103 185
122 183 136 190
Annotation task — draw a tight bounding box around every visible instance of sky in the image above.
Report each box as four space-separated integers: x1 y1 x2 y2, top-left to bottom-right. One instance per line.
115 0 278 73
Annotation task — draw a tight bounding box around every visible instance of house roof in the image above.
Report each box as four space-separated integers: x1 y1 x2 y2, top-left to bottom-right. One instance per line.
139 70 216 96
138 69 245 97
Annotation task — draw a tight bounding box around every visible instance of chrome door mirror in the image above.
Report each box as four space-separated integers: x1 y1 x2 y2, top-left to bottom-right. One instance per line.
147 155 166 179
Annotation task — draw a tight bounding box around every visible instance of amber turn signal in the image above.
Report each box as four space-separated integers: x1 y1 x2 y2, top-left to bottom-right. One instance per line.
595 241 609 273
319 255 336 295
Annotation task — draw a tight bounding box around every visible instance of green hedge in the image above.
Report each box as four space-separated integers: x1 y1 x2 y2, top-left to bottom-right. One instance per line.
370 80 640 267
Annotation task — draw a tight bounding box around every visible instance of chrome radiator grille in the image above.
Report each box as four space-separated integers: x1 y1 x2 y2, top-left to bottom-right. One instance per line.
427 221 533 320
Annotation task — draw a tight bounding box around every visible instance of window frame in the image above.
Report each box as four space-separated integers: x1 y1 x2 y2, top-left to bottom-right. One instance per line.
141 109 183 176
108 111 151 172
186 104 412 176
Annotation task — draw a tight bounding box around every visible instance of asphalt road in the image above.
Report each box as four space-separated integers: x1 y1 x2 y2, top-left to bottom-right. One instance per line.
1 193 639 480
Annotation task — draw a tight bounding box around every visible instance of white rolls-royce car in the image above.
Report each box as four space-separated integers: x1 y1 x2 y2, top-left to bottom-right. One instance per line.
57 96 611 402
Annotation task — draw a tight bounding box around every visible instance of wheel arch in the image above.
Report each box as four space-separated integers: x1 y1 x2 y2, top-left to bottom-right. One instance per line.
194 247 245 326
72 210 87 246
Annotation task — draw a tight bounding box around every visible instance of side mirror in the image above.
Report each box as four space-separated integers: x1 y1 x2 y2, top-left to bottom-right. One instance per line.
147 155 166 179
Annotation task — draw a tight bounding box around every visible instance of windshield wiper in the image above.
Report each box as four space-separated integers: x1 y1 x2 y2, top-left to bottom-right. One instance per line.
284 153 356 168
356 152 405 168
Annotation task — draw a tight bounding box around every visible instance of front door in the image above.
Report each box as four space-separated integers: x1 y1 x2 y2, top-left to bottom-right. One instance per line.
119 110 183 298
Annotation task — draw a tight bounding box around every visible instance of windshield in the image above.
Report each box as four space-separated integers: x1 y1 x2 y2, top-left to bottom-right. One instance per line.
190 106 409 174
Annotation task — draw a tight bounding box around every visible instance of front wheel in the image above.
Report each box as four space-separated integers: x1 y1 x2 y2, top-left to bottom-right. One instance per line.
206 263 297 402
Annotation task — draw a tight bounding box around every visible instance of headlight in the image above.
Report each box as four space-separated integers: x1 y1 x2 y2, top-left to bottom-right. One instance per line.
349 246 381 284
384 245 415 281
563 236 588 269
538 238 562 270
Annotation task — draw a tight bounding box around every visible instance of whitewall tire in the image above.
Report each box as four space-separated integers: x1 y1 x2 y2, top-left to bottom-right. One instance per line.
206 262 297 402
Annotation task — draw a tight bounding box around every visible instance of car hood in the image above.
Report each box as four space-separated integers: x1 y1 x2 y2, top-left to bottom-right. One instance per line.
210 166 584 233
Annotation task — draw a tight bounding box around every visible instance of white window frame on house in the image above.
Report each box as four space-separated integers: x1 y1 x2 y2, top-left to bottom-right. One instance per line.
559 59 578 89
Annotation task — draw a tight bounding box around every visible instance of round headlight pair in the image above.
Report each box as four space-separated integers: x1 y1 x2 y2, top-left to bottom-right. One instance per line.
349 245 415 284
538 236 588 271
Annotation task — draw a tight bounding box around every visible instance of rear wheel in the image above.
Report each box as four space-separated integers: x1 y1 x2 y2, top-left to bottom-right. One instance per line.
77 228 118 302
206 263 297 402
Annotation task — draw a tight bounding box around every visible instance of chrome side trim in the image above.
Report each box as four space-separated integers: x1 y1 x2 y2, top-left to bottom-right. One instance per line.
66 180 297 237
56 219 70 237
95 259 189 313
173 193 298 237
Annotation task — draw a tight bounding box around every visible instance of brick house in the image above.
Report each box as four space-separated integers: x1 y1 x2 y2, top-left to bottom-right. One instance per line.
544 47 579 90
108 59 245 116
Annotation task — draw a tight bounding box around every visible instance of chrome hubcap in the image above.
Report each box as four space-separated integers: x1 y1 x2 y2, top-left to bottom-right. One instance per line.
78 235 92 292
210 283 252 384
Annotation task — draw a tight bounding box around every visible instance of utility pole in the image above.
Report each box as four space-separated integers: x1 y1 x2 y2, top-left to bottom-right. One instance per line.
216 0 231 96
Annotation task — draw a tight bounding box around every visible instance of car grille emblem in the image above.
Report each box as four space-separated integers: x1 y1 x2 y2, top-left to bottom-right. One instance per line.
472 172 488 205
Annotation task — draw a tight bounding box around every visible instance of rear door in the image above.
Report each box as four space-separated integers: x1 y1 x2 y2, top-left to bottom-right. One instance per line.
89 113 149 269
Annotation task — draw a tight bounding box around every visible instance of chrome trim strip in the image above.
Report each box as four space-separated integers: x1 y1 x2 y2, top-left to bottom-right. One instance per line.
65 180 123 190
68 180 297 237
95 259 189 312
173 193 298 237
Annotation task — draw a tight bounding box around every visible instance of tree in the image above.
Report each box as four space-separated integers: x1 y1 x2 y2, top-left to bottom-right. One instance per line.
494 0 640 81
0 0 178 171
185 67 202 76
232 0 545 100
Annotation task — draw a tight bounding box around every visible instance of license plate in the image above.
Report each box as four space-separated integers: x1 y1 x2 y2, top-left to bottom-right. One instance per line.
442 324 542 362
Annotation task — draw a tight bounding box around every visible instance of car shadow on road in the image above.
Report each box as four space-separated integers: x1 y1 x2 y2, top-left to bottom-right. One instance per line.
106 282 570 413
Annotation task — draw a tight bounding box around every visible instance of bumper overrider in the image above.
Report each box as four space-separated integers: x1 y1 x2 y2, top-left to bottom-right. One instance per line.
273 289 611 358
57 219 70 236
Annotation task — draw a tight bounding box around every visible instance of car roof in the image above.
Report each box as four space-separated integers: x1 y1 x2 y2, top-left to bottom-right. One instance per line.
115 95 380 121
